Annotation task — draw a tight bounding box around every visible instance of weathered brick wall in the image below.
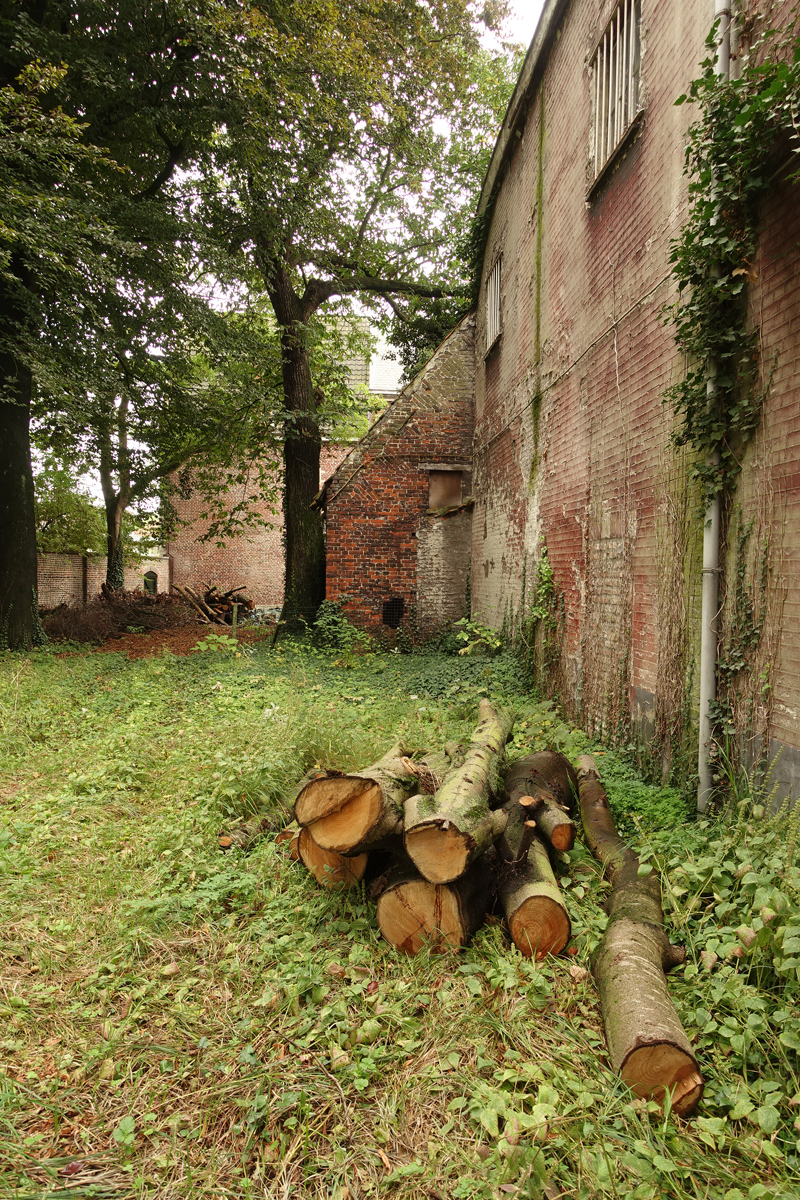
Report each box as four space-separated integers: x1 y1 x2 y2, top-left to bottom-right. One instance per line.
38 552 172 607
472 0 800 791
166 445 349 606
325 315 475 636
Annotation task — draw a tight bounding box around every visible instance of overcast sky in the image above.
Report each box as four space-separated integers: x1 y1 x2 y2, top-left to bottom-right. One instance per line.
505 1 547 51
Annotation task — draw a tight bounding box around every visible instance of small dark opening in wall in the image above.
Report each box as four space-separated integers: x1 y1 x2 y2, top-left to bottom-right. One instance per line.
382 596 405 628
143 570 158 595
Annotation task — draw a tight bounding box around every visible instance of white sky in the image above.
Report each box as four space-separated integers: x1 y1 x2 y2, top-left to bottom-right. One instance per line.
505 2 547 50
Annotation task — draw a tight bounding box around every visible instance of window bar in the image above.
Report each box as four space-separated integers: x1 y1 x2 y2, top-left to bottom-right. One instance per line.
601 30 608 167
622 0 629 130
606 27 613 161
594 52 600 174
618 4 623 146
633 0 638 120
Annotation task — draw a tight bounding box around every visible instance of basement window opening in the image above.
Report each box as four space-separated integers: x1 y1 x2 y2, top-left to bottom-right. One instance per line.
382 597 405 628
591 0 641 180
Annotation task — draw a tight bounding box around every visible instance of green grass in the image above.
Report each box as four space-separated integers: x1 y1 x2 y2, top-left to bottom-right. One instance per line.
1 640 799 1199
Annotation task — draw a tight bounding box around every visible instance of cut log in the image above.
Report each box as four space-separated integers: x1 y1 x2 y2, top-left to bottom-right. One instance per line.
404 700 513 883
296 827 368 888
218 815 271 852
275 825 300 860
376 856 494 954
496 795 570 959
296 745 450 856
173 584 212 624
184 584 224 624
505 752 577 852
576 754 704 1117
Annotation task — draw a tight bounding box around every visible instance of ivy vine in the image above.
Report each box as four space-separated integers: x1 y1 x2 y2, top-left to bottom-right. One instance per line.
666 17 800 509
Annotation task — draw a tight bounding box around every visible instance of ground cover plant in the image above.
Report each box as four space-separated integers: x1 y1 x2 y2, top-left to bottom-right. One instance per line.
1 636 799 1199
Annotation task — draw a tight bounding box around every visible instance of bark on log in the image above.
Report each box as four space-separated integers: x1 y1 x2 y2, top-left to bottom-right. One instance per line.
505 752 577 852
218 815 271 852
576 754 704 1117
296 827 368 888
496 795 571 959
404 700 513 883
376 856 494 954
185 584 224 624
275 825 300 860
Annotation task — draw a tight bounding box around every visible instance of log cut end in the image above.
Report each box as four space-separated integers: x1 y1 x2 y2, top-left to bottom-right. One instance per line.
305 783 384 852
509 894 571 960
295 775 374 825
377 878 465 954
405 822 471 884
621 1043 704 1117
297 827 368 888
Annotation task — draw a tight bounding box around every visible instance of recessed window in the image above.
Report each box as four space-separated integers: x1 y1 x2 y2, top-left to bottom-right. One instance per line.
382 597 405 628
485 258 501 353
143 570 158 595
428 470 463 509
592 0 641 179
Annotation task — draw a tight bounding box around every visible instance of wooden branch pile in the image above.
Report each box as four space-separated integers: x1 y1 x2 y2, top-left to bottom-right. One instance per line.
173 583 254 625
288 700 578 960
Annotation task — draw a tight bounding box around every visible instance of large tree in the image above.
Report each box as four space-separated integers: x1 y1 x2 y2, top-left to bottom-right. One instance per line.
202 0 518 624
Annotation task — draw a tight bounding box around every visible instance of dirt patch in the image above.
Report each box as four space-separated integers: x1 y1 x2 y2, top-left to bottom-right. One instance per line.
55 624 272 660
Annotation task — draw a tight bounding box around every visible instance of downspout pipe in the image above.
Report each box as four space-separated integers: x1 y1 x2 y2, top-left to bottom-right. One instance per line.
697 0 732 813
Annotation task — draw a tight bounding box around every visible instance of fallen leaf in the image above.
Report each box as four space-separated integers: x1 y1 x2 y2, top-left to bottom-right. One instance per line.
326 962 346 977
161 962 180 977
700 950 718 972
98 1058 115 1080
366 980 379 995
569 965 590 983
58 1161 85 1177
377 1148 392 1172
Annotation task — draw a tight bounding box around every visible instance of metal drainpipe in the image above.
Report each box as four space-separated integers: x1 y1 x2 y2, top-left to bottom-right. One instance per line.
697 0 732 813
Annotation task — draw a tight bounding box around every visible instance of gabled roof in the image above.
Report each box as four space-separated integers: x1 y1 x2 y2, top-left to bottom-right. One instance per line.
315 312 475 510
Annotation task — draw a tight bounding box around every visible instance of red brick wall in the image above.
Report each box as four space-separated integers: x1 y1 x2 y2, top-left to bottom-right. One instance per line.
37 552 172 608
326 316 475 635
166 445 349 607
473 1 800 790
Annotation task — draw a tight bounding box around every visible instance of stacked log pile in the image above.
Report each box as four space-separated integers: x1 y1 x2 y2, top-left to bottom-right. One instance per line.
289 701 579 960
277 717 704 1115
173 583 255 625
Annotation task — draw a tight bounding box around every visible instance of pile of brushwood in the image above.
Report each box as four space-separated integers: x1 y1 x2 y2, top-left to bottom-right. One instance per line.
41 586 196 643
272 700 705 1117
173 583 255 625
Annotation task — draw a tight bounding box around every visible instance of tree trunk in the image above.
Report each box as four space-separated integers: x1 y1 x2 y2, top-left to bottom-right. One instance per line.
269 266 325 629
0 280 45 650
404 699 513 883
105 505 125 590
496 794 570 960
295 745 451 856
576 755 704 1117
376 855 495 954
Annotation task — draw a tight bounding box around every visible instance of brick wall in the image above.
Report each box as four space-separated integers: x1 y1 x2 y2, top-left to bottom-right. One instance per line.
472 0 800 792
325 315 475 636
166 445 349 607
37 552 172 608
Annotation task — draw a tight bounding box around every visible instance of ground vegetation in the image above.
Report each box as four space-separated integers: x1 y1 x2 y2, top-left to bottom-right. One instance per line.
1 631 799 1199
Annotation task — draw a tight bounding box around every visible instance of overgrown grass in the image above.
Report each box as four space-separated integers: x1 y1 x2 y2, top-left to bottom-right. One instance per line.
0 641 798 1199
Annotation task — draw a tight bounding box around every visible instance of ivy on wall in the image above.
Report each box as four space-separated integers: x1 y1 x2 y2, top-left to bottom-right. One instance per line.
666 16 800 510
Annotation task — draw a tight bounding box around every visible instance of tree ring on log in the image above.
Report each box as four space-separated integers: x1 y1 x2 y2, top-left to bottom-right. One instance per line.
295 776 374 825
620 1043 705 1117
404 822 472 883
508 893 571 960
305 783 383 852
377 878 466 953
297 827 368 888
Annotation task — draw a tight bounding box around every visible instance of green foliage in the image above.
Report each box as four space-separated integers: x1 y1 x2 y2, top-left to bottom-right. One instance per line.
33 455 106 555
453 615 503 656
666 18 800 509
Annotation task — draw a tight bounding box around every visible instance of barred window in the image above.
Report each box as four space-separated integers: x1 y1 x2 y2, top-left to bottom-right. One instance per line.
486 258 501 352
592 0 641 178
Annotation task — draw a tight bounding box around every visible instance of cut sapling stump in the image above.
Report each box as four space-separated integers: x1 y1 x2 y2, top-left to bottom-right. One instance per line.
297 827 368 888
294 744 448 856
404 700 513 883
496 792 571 959
506 752 578 852
576 755 704 1117
376 857 495 954
218 815 272 852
